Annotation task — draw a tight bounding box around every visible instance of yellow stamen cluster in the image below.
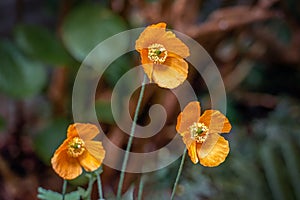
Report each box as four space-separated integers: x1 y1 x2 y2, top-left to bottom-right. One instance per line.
148 43 168 63
189 122 209 143
67 137 85 157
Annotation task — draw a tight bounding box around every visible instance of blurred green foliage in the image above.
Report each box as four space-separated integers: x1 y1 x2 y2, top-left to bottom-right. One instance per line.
103 54 132 88
142 99 300 200
61 4 128 61
14 24 73 66
95 100 114 124
0 0 300 199
0 40 47 98
33 118 69 165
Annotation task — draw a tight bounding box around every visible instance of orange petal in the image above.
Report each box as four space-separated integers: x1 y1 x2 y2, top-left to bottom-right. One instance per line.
150 22 167 29
200 110 231 134
78 151 102 172
68 123 99 141
197 133 219 158
152 57 188 89
51 144 82 180
176 112 183 133
158 31 190 58
85 140 106 161
135 23 166 51
187 141 198 164
181 130 194 148
176 101 201 133
66 124 79 138
139 48 151 64
197 134 229 167
140 48 154 81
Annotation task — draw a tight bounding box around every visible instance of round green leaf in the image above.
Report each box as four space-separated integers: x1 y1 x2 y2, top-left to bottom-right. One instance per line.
33 118 69 165
61 4 128 61
14 24 73 66
0 40 47 99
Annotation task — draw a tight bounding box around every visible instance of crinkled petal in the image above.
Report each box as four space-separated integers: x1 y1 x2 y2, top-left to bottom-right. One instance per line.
176 101 201 133
164 53 188 74
68 123 99 141
51 145 82 180
158 31 190 58
180 130 194 147
140 48 154 81
197 133 219 158
85 140 106 161
135 23 167 51
78 151 102 172
197 134 229 167
152 56 188 89
200 110 231 134
187 141 198 164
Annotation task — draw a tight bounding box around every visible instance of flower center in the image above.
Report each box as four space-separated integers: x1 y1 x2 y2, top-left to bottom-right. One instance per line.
148 43 168 64
189 122 209 143
67 137 85 158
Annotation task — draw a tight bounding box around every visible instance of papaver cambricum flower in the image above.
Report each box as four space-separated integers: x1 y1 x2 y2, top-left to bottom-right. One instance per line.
51 123 105 180
176 101 231 167
135 22 190 89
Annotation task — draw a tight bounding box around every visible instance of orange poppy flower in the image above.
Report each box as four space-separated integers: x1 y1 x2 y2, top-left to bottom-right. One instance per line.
135 22 190 89
51 123 105 180
176 101 232 167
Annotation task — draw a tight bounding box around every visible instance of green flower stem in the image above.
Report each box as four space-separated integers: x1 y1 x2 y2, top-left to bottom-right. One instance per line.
96 171 104 200
137 175 144 200
170 148 187 200
86 175 95 200
117 73 147 199
62 179 67 200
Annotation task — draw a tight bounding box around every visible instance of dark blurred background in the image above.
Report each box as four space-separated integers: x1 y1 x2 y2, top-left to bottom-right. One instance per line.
0 0 300 199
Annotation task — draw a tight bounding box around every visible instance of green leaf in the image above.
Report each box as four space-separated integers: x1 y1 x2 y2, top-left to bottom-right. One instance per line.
14 24 73 66
61 4 128 61
0 40 47 99
95 100 115 124
103 54 132 87
77 187 87 199
33 118 69 164
37 187 80 200
67 173 89 186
